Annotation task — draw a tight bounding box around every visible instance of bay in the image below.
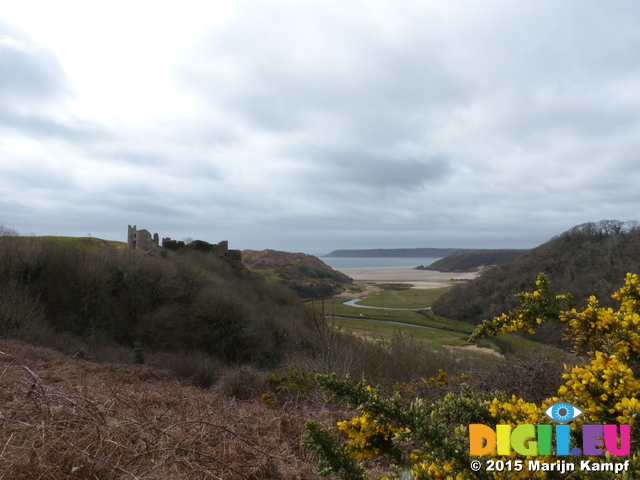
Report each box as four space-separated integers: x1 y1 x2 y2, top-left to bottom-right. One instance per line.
320 257 441 270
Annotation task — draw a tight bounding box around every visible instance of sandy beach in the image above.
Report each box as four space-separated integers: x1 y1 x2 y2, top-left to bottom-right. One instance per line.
336 267 478 287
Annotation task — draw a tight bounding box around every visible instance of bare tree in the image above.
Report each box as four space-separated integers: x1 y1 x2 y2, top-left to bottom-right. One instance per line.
625 220 640 232
301 299 353 375
597 219 624 236
0 225 18 237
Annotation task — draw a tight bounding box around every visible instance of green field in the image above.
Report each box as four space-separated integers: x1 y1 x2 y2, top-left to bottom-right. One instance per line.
355 284 453 308
314 297 475 332
332 316 471 345
317 283 545 355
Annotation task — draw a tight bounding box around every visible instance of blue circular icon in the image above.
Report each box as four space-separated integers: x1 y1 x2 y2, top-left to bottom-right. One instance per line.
553 403 574 421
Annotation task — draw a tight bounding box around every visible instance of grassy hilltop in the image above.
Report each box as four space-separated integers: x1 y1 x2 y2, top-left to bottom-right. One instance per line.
242 248 352 298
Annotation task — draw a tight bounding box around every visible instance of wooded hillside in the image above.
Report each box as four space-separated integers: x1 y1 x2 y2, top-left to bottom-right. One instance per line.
418 249 528 272
432 220 640 340
0 234 310 365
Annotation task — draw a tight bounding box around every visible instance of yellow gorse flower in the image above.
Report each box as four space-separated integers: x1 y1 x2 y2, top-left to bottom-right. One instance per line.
337 411 397 461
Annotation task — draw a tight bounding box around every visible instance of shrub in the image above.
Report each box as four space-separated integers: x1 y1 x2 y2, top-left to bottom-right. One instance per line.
148 350 222 388
161 239 185 250
215 367 262 399
186 285 251 362
263 369 316 405
133 340 145 364
304 273 640 479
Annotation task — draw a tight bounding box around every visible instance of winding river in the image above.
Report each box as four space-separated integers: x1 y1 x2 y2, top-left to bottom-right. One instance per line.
342 298 431 311
337 298 435 329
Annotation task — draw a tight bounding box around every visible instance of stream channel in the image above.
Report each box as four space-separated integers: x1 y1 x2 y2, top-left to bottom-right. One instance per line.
334 298 436 330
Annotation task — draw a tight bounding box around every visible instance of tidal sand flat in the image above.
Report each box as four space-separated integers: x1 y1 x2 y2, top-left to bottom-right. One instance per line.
337 267 478 286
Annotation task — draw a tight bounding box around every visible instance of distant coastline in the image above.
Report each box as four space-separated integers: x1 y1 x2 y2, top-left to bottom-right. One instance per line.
321 256 443 270
323 247 465 258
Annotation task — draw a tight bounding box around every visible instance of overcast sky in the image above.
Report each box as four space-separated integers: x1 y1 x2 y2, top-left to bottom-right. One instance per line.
2 1 640 255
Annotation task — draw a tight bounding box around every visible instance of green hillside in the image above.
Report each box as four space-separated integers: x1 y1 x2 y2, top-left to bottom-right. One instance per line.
243 248 352 298
432 220 640 344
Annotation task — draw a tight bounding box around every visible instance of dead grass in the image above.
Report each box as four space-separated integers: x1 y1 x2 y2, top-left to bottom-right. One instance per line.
0 339 340 479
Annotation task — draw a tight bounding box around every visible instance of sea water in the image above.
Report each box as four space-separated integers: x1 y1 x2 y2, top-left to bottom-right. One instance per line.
320 257 442 270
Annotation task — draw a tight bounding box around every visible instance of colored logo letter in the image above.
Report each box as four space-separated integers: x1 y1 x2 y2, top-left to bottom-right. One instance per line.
511 424 537 456
469 424 495 456
603 425 630 457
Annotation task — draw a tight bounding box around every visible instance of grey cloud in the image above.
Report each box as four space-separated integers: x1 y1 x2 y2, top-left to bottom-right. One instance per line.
318 151 453 189
176 2 472 143
353 157 452 188
0 108 110 143
0 18 113 145
1 166 72 192
0 18 71 104
452 3 640 146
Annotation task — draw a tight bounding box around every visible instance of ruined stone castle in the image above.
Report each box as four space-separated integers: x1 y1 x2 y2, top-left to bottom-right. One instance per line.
127 225 241 261
127 225 159 251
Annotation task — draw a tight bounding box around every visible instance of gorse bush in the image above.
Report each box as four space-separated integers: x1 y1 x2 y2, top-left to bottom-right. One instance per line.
304 273 640 479
262 369 317 406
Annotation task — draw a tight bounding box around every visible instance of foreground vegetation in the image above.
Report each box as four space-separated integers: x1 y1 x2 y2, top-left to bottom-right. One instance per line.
2 333 563 479
305 273 640 479
0 338 333 478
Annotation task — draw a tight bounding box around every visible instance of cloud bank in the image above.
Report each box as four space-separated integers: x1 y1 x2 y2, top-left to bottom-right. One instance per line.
2 1 640 253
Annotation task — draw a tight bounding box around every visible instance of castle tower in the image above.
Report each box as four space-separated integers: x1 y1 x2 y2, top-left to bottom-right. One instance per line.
128 225 137 250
